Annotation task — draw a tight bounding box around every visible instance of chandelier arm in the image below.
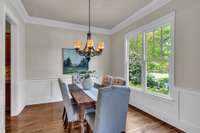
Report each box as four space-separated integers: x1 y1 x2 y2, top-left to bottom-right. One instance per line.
91 50 101 57
83 43 88 51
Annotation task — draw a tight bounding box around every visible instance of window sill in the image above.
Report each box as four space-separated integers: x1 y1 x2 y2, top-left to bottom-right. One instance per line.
145 91 174 101
129 87 175 102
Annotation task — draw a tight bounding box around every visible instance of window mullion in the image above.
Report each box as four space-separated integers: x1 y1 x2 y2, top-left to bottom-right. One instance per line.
125 38 129 83
153 29 155 56
160 27 163 59
142 32 147 91
169 23 174 96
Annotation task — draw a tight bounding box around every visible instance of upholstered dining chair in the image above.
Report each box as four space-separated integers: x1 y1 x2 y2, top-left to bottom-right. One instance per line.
72 74 83 84
61 82 79 132
112 77 127 86
85 86 130 133
101 75 113 87
58 78 66 120
58 78 79 132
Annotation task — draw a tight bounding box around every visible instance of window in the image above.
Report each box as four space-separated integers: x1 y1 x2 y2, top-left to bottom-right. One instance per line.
125 13 174 97
128 33 143 89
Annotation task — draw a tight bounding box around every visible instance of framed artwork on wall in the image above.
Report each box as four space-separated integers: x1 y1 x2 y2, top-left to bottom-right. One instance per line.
62 48 88 74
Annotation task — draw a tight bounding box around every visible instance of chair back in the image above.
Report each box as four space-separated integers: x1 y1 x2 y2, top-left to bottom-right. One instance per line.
62 83 76 121
94 86 130 133
101 75 113 87
58 78 72 98
58 78 75 121
72 74 83 84
112 77 127 86
58 78 64 99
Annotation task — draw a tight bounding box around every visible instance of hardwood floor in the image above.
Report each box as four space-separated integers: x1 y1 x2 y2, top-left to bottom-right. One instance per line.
6 102 184 133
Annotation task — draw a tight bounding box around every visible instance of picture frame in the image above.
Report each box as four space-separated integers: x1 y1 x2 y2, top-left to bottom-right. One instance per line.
62 48 88 74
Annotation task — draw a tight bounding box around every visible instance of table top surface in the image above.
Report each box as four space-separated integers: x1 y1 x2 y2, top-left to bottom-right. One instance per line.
68 84 103 106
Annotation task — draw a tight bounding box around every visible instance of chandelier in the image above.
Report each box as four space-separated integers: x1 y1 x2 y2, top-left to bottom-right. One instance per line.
73 0 104 62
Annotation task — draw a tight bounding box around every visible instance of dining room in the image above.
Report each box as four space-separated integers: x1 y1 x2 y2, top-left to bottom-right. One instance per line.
1 0 200 133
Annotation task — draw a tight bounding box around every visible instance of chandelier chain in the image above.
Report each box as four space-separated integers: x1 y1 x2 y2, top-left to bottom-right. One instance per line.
89 0 91 33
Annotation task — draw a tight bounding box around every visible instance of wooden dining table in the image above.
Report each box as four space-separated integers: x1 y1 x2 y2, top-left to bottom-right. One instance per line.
68 83 103 133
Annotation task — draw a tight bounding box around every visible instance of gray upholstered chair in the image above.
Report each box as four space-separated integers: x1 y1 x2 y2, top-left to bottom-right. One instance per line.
62 82 79 132
58 78 66 120
86 86 130 133
112 77 127 86
101 75 113 87
58 78 75 119
72 74 83 84
58 78 79 132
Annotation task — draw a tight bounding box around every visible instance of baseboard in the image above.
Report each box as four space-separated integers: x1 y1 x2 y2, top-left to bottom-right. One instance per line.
128 104 183 131
26 98 62 106
131 102 179 128
11 80 27 116
129 88 200 133
11 103 26 116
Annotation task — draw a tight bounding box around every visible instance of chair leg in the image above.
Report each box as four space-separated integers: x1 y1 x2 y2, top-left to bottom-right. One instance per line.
62 107 66 120
68 122 72 133
64 114 68 128
87 122 90 133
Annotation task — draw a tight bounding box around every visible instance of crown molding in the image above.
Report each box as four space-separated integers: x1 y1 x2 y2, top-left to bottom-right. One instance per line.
24 16 112 35
8 0 28 19
13 0 172 35
8 0 111 35
16 0 29 17
111 0 172 34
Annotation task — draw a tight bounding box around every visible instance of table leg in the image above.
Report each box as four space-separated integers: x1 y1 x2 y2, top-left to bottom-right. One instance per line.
79 106 85 133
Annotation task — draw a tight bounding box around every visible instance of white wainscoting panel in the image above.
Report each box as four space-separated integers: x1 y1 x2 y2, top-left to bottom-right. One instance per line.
129 88 200 133
26 80 51 105
129 89 178 127
25 78 71 105
179 89 200 133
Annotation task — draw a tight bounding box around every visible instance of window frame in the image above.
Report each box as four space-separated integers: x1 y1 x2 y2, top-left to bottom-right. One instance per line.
124 12 175 99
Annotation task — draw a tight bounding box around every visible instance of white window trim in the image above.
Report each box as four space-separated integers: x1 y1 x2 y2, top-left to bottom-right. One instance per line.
124 12 175 100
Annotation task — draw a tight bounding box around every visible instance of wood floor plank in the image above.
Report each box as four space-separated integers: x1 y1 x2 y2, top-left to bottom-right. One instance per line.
6 102 184 133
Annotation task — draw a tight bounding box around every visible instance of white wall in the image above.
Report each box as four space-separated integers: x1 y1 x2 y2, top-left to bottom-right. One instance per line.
25 23 111 105
0 0 5 132
0 0 26 132
111 0 200 133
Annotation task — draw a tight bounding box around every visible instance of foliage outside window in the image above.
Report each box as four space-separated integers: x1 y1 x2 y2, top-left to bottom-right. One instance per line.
127 20 173 96
128 33 143 89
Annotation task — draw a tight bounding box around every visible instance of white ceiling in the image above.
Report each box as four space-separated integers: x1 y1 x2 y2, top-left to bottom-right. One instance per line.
21 0 152 29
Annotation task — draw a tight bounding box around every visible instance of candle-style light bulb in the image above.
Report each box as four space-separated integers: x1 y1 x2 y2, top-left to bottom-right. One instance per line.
87 39 94 48
73 40 81 49
97 41 105 50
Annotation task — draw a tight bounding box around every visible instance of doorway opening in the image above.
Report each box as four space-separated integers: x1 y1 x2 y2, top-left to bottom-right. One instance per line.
5 20 11 125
